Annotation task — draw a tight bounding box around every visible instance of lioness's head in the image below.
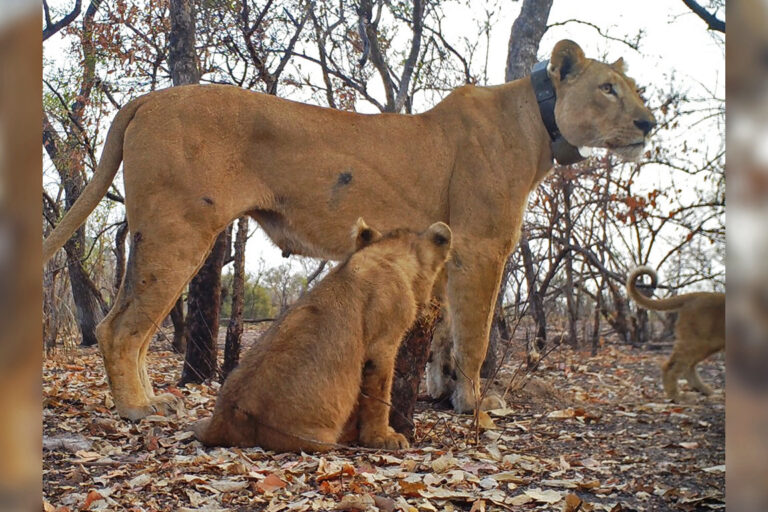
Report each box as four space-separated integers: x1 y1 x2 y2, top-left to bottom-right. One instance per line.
547 40 656 161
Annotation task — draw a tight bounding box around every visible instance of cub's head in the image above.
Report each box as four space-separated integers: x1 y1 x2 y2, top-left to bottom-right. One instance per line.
352 218 452 301
547 40 656 161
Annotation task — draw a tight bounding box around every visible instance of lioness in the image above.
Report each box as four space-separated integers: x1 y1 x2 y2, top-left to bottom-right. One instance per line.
193 219 451 451
43 39 655 418
626 266 725 401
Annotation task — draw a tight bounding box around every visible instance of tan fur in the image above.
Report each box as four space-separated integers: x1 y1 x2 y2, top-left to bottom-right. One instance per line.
193 220 451 451
626 266 725 401
42 40 654 418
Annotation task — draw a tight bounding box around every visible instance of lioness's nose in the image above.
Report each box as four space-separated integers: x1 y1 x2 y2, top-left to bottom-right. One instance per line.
634 118 656 136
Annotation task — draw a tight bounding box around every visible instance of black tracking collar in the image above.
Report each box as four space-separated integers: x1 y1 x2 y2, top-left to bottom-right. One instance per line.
530 60 586 166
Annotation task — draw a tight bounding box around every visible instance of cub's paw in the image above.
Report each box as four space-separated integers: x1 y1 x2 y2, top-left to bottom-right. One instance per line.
361 428 410 450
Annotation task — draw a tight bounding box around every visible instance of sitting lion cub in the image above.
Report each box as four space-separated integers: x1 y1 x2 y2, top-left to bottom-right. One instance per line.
626 266 725 401
193 219 452 451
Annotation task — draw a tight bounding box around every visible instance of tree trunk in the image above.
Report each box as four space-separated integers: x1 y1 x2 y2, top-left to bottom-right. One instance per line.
505 0 554 82
482 259 513 378
562 181 578 347
390 300 441 439
485 0 553 368
222 217 248 381
169 0 229 383
113 220 128 297
169 298 186 354
591 277 604 356
520 233 546 356
168 0 200 85
43 260 62 352
64 228 107 347
180 231 228 384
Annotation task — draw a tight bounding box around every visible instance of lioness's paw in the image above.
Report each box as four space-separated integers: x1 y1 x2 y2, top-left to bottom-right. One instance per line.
481 393 505 411
451 382 478 414
115 393 185 421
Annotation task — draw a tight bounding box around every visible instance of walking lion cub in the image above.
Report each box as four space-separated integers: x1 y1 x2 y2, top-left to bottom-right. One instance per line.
626 266 725 401
193 219 452 451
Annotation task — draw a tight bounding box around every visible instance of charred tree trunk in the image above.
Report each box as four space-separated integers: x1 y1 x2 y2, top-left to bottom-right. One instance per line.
180 231 228 384
113 220 128 296
390 300 441 439
168 0 200 85
169 298 186 354
64 228 107 347
222 217 248 381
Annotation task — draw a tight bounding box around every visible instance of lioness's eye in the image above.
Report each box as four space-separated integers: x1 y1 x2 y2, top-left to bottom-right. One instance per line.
600 83 616 95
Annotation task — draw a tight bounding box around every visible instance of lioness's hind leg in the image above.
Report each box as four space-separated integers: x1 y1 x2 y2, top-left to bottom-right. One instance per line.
685 363 713 395
99 224 219 420
661 352 684 401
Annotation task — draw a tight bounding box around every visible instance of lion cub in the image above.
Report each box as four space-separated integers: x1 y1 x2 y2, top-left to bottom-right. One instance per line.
193 219 452 451
626 266 725 401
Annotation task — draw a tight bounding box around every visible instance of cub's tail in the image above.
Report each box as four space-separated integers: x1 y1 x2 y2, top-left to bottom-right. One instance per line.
626 266 695 312
43 95 148 264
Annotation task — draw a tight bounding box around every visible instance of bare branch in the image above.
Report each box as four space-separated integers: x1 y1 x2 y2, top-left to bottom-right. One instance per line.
394 0 424 112
43 0 82 41
546 19 641 51
681 0 725 33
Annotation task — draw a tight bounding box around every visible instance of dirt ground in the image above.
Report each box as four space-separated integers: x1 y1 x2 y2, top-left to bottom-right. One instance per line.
43 329 724 511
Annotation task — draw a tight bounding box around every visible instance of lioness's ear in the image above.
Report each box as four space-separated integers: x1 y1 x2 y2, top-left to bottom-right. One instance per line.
426 222 452 248
548 39 586 82
352 217 382 250
611 57 626 73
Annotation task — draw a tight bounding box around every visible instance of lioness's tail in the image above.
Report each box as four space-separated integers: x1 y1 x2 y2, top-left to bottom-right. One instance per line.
42 96 148 264
626 266 695 312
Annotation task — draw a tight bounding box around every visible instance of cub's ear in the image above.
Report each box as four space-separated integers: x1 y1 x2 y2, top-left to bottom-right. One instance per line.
352 217 382 250
548 39 586 83
426 222 452 248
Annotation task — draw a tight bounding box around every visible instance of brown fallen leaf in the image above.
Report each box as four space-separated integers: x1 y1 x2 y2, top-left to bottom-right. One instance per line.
524 487 563 504
398 479 426 497
548 408 576 419
257 473 288 493
81 490 103 510
336 494 375 510
477 411 498 431
372 495 396 512
317 463 355 483
469 498 486 512
563 493 594 512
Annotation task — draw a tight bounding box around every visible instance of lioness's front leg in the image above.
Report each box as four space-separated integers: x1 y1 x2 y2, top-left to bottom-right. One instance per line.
358 350 409 450
445 240 508 413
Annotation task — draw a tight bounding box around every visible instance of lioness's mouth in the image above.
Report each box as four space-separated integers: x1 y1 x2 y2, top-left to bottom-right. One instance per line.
610 142 646 162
